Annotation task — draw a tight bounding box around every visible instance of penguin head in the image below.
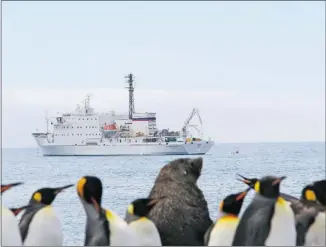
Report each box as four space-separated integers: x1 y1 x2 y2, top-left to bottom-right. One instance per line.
236 174 258 189
301 184 317 202
255 175 286 198
29 184 73 205
125 197 164 223
312 179 326 206
1 182 23 193
219 188 250 216
77 176 103 213
10 205 30 216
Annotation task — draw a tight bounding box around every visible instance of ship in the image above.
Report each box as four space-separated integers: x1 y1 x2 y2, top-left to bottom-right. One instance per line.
32 74 214 156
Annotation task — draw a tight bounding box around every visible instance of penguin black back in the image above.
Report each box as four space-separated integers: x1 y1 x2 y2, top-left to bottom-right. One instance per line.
293 204 318 246
77 176 111 246
232 175 287 246
19 185 73 242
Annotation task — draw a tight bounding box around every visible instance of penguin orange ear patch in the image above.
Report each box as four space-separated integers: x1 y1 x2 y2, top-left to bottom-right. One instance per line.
128 204 134 215
77 177 87 198
305 189 316 201
33 192 42 202
219 201 224 212
254 181 260 193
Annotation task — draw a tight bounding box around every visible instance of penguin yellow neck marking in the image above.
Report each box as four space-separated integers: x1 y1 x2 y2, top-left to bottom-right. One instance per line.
218 214 239 222
105 209 114 221
138 216 148 222
276 197 286 206
42 205 56 216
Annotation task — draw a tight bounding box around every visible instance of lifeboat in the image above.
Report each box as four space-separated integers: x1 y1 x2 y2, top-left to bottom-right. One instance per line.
102 122 118 138
103 123 117 131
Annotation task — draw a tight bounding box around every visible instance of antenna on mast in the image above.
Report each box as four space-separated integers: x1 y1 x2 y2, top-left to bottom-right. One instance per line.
45 109 49 133
84 93 92 114
124 73 135 119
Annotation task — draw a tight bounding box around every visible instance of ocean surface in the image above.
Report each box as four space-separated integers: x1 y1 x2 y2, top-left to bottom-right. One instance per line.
2 142 325 245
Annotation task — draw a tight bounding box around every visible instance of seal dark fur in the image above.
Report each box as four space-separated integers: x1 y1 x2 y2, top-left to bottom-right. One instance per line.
148 157 212 246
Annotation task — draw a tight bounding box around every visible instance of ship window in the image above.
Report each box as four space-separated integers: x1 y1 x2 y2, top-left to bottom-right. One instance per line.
91 118 92 120
86 134 88 136
86 126 88 128
72 134 74 136
87 118 88 120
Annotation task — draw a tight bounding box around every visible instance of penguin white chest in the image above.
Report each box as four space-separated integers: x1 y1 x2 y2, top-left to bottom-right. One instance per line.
23 206 63 246
305 212 325 246
265 201 296 246
109 218 140 246
1 206 23 246
129 219 162 246
208 217 239 246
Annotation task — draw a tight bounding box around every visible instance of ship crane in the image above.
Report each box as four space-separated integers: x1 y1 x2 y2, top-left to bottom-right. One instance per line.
181 108 203 138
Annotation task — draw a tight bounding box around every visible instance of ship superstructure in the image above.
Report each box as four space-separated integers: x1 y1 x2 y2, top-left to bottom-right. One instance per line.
32 74 214 156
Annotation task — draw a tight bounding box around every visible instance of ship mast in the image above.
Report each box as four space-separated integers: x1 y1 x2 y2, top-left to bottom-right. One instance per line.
124 73 135 119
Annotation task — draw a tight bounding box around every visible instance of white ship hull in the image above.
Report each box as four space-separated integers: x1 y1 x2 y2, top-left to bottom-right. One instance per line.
36 141 214 156
32 79 215 157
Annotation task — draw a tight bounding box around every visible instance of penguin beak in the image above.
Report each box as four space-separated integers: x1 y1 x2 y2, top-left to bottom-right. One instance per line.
54 184 74 194
235 188 251 201
90 196 101 213
10 205 30 216
1 182 23 193
236 174 253 186
272 176 287 186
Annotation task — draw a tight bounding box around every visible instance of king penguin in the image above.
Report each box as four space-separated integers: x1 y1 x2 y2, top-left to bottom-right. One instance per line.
232 175 296 246
204 187 251 246
236 174 298 202
1 182 25 246
238 175 326 246
293 187 326 246
19 184 73 246
77 175 139 246
124 198 163 246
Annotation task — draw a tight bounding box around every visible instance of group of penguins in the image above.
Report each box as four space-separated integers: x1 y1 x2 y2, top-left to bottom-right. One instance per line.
1 157 326 246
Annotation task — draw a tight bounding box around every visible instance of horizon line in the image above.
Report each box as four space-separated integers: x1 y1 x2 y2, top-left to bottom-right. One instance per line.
2 140 325 149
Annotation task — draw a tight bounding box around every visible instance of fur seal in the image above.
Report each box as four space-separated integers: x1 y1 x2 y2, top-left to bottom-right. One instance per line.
148 157 212 246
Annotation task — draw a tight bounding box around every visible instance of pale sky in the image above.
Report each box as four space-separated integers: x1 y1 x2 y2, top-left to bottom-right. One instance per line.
2 1 325 148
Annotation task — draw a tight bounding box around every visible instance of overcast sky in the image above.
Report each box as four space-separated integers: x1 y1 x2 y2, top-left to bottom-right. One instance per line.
2 1 325 148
